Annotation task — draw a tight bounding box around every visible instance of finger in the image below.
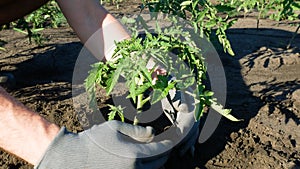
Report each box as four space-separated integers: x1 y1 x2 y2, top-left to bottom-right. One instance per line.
155 68 167 75
178 87 195 113
151 67 167 85
107 120 155 143
152 76 158 85
85 122 174 159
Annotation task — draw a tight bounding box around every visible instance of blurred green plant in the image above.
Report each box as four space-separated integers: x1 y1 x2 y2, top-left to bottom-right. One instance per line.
218 0 300 48
219 0 300 28
85 15 240 125
141 0 237 56
0 39 6 51
268 0 300 48
25 0 66 28
100 0 124 9
10 0 66 46
13 18 45 45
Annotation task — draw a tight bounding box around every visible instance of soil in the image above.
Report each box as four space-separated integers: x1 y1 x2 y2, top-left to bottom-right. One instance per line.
0 2 300 169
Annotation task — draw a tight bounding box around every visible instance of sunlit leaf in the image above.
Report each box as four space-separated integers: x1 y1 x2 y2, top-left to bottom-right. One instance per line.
180 1 192 6
210 99 242 121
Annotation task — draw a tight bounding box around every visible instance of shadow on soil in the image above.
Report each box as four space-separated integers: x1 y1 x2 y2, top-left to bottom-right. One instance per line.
12 42 82 86
165 28 300 168
2 42 82 103
1 27 299 169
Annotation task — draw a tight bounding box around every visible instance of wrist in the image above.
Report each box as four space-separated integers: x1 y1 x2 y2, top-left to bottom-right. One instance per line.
31 116 60 165
101 16 131 62
0 87 60 165
84 18 131 62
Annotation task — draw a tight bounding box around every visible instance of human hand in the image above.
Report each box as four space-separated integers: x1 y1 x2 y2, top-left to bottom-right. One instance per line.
144 54 198 156
151 66 167 85
35 120 173 169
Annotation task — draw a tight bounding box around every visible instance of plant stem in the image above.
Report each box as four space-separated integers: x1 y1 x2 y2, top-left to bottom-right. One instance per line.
133 74 144 125
133 93 143 125
257 3 264 30
257 11 261 29
137 94 144 111
287 24 300 49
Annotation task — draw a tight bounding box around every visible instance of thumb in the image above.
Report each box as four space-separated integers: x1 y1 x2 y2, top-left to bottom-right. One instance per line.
107 120 155 143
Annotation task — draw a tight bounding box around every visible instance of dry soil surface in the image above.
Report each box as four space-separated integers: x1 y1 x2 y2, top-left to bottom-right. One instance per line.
0 3 300 169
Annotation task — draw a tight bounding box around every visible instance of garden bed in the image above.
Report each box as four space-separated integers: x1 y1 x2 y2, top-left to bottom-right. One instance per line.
0 2 300 169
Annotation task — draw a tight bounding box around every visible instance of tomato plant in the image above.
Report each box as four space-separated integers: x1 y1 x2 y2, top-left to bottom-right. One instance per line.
85 15 239 125
219 0 300 48
8 0 66 46
141 0 237 56
268 0 300 48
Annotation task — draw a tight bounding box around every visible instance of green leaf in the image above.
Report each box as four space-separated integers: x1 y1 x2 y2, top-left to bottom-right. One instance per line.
292 2 300 10
118 111 125 122
193 21 198 33
135 82 152 96
192 0 198 9
127 74 139 103
180 1 192 6
195 101 204 121
227 46 235 56
108 105 125 122
151 81 175 104
192 89 202 121
85 64 99 92
140 65 153 85
121 16 136 24
210 99 241 121
106 60 124 95
137 15 150 30
205 20 217 28
151 89 163 104
204 91 214 97
108 111 116 121
0 47 6 51
153 75 168 89
155 21 162 34
32 28 44 32
13 28 28 35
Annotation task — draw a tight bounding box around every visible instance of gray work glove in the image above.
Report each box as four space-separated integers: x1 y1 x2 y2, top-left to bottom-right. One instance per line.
161 87 200 157
35 120 173 169
109 84 199 157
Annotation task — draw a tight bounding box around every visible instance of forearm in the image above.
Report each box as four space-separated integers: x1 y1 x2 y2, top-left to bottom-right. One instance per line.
0 0 49 25
0 87 60 165
56 0 130 61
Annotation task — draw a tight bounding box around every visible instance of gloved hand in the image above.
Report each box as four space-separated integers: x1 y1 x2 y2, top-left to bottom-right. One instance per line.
161 87 200 157
35 120 173 169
